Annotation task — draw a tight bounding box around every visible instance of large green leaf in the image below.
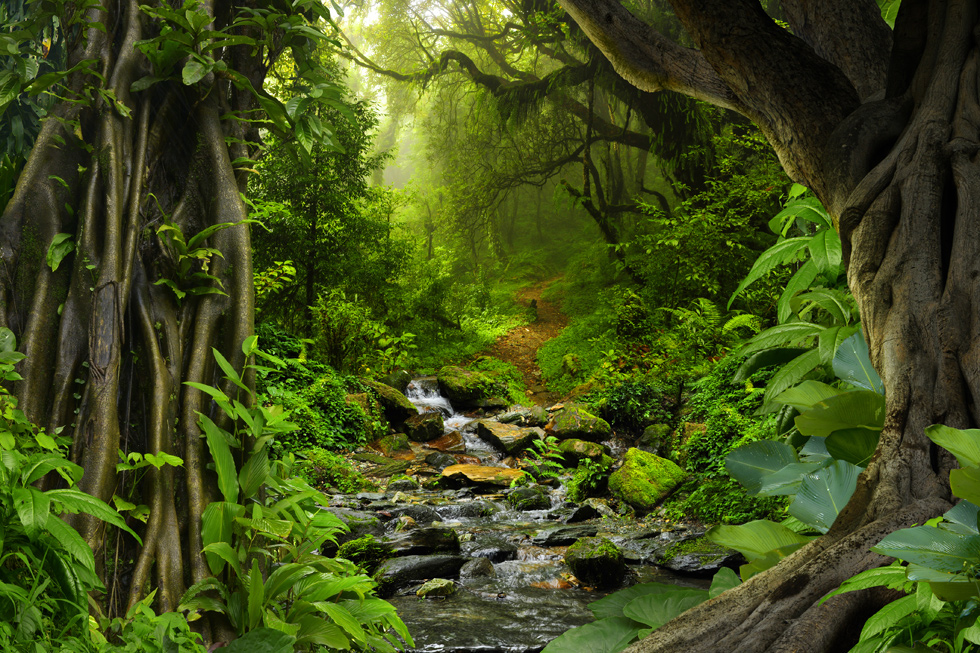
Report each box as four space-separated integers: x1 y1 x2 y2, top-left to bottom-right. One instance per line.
248 558 264 629
46 488 141 542
767 196 833 234
239 447 270 500
817 324 860 366
728 237 810 308
202 501 244 575
757 461 826 496
725 441 798 495
873 526 980 574
794 391 885 437
859 595 918 641
762 349 824 407
623 590 709 630
741 323 825 356
825 428 880 467
13 486 49 537
833 332 883 393
778 260 818 323
708 567 741 598
43 515 96 569
944 501 980 535
541 617 644 653
772 381 843 412
223 628 296 653
925 424 980 468
706 520 813 561
733 347 810 384
589 583 679 620
788 460 861 533
806 229 842 278
795 288 850 327
199 414 239 504
951 467 980 507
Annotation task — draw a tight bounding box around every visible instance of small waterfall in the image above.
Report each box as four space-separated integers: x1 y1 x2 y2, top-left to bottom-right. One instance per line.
405 377 474 432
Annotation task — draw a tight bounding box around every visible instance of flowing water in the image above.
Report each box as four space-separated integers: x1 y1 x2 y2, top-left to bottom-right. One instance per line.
338 380 711 653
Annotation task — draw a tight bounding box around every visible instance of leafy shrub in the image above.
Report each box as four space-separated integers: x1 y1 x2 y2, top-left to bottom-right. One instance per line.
298 447 377 493
467 356 527 404
589 381 672 434
661 477 786 525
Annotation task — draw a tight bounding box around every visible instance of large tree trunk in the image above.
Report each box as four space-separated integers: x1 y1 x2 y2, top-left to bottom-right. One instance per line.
550 0 980 650
0 0 267 621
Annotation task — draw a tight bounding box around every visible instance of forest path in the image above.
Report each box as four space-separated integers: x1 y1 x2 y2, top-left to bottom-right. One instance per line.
483 277 568 406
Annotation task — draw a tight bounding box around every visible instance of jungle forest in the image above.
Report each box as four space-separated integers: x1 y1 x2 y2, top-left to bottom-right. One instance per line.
4 0 980 651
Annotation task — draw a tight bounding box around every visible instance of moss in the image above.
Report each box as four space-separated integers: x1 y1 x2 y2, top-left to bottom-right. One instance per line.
564 537 626 588
298 448 377 493
336 535 393 574
608 448 687 512
436 365 497 405
548 406 612 443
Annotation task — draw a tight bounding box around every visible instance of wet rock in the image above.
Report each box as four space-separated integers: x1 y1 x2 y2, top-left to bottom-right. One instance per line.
417 578 456 598
474 396 509 410
531 524 599 546
658 537 742 576
557 439 610 466
365 460 412 478
381 526 460 556
437 366 498 407
461 536 518 563
322 508 384 545
374 555 467 597
386 477 419 492
405 412 445 443
584 498 618 518
363 379 419 429
369 433 411 456
608 448 687 512
440 464 529 489
394 515 416 531
546 406 612 443
508 486 551 511
476 420 543 455
638 423 672 455
460 557 496 578
564 537 627 588
565 504 601 523
425 452 457 470
356 492 386 502
388 504 440 524
436 500 498 520
381 369 413 393
336 535 393 573
425 430 465 453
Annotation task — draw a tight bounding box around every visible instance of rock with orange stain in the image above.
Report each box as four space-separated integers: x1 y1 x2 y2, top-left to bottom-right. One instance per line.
424 430 465 453
440 464 529 488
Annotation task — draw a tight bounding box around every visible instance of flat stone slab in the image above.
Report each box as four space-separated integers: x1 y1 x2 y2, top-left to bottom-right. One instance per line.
375 554 467 597
425 430 465 453
441 464 527 488
531 524 599 546
476 420 543 455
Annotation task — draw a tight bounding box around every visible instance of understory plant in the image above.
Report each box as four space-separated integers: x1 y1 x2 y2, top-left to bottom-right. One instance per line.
178 341 412 651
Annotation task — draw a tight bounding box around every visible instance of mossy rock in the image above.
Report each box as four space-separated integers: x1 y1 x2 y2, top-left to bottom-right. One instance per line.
370 433 411 456
547 406 612 443
565 459 612 503
405 412 444 442
564 537 626 588
336 535 394 574
638 423 672 455
364 459 412 478
608 448 687 512
363 379 419 428
436 366 497 407
345 393 388 441
508 486 551 511
381 369 413 393
557 439 609 467
416 578 457 598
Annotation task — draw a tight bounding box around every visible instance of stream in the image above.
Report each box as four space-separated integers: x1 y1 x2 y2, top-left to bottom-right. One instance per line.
326 378 715 653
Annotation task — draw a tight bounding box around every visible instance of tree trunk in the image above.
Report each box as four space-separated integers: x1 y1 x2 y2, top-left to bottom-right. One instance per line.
618 1 978 650
0 0 269 620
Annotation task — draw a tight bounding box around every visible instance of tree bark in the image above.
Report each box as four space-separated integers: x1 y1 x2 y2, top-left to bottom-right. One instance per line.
553 0 980 650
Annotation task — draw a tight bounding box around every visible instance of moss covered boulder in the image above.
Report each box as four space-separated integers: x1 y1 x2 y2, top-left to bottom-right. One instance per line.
416 578 457 598
609 448 686 512
363 379 419 429
547 406 612 443
405 412 444 442
336 535 393 574
441 464 528 488
564 537 626 588
557 439 611 467
476 420 543 455
507 486 551 511
345 393 388 441
437 366 497 407
369 433 411 456
637 423 672 455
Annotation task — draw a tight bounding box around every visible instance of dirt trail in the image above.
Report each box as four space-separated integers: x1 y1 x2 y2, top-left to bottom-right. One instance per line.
484 278 568 406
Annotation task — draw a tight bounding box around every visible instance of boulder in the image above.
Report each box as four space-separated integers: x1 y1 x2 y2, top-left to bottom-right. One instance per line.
461 536 518 562
369 433 411 456
638 423 672 455
547 406 612 443
363 379 419 429
381 526 460 556
425 452 458 470
476 420 543 455
557 439 611 466
437 366 497 407
658 536 743 576
336 535 393 573
381 369 413 393
416 578 456 598
386 477 419 492
440 464 528 489
460 557 496 578
565 457 613 503
564 537 627 588
436 500 498 520
608 448 687 512
405 412 444 443
531 524 598 546
374 555 467 597
424 430 465 453
321 508 384 546
387 505 440 525
508 486 551 511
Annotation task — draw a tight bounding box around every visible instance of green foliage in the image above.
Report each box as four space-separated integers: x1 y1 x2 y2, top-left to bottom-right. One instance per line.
297 448 376 494
566 458 609 504
523 436 566 483
467 356 527 404
589 381 671 434
336 535 394 575
179 346 411 651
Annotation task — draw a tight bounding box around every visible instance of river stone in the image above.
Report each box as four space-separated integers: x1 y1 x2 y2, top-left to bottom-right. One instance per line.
658 537 742 576
638 423 672 455
381 526 460 556
477 420 543 455
405 412 444 442
363 379 419 429
508 486 551 511
365 460 412 478
425 452 457 470
441 464 529 488
425 430 465 453
608 448 687 512
437 366 497 407
322 508 384 546
370 433 411 456
461 536 518 562
565 504 601 523
557 439 609 466
386 477 419 492
416 578 456 598
388 505 440 525
374 555 467 597
381 369 413 393
546 406 612 443
460 557 496 578
531 524 599 546
436 500 498 520
564 537 627 588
